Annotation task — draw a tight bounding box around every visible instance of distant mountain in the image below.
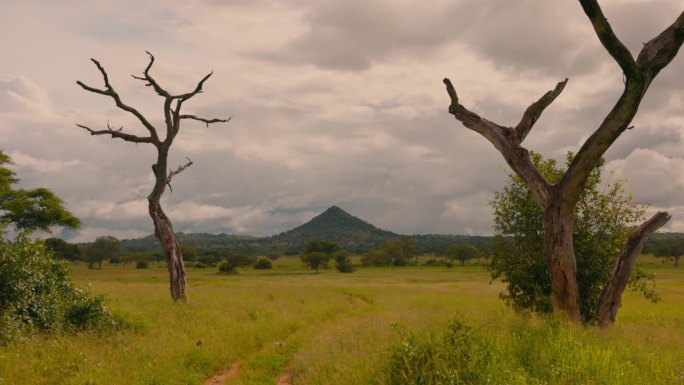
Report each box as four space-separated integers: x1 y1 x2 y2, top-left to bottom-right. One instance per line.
113 205 491 255
267 205 398 253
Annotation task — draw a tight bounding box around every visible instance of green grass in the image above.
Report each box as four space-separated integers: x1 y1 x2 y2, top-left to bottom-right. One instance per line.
0 257 682 384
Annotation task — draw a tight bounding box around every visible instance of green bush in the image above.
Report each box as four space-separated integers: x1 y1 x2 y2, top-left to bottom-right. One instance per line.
254 258 272 270
136 260 149 269
387 319 496 385
0 234 116 343
334 252 355 273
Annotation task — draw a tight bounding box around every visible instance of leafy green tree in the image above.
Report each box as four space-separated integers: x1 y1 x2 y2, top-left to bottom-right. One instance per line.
304 240 340 255
86 236 121 269
0 151 79 233
301 251 330 273
446 243 480 266
179 244 197 262
362 236 416 266
254 257 272 270
334 251 355 273
218 252 255 274
44 238 82 261
490 153 656 322
650 237 683 267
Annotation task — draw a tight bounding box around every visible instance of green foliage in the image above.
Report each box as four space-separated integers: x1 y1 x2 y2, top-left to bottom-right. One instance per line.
362 236 416 266
218 252 256 274
179 244 197 262
86 235 121 269
301 251 330 273
44 237 82 261
0 234 115 343
446 243 481 265
334 251 355 273
0 151 80 233
388 319 495 385
300 240 348 273
649 237 683 267
254 257 273 270
490 152 653 322
136 260 149 269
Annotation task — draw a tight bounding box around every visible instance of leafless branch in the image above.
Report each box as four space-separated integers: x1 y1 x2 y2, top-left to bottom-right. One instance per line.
595 211 671 326
179 114 232 127
443 78 551 206
166 157 194 192
579 0 639 76
76 123 154 143
515 79 568 143
77 58 160 143
175 72 214 101
131 51 170 97
636 10 684 78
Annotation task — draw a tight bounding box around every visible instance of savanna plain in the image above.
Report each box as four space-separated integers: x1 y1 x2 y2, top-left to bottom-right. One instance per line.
1 256 682 385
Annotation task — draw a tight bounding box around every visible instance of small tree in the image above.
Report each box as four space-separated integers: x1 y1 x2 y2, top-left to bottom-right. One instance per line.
0 151 79 233
254 257 273 270
86 235 121 269
490 153 657 322
218 252 255 274
301 251 330 273
77 52 230 302
44 238 82 262
650 238 684 267
334 250 355 273
446 243 480 266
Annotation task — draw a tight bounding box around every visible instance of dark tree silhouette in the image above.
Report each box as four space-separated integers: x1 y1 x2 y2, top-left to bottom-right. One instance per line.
77 52 230 302
443 1 682 325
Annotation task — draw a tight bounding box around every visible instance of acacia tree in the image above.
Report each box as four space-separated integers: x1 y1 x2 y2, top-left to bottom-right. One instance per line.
77 52 230 302
443 1 683 325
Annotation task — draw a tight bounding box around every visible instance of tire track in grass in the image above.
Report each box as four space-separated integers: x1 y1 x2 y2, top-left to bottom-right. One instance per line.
276 368 292 385
204 363 239 385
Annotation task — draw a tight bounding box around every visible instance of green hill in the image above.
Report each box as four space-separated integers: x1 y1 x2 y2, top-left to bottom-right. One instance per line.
111 205 490 255
267 205 397 253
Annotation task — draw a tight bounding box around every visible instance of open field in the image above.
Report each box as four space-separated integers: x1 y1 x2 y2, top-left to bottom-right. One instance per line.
0 256 682 385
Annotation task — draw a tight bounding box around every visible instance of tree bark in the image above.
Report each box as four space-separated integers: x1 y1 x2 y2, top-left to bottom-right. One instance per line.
77 52 229 302
544 197 581 322
594 212 670 326
443 2 683 323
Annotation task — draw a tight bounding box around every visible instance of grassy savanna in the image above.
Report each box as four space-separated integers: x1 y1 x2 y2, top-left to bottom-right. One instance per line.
0 256 682 385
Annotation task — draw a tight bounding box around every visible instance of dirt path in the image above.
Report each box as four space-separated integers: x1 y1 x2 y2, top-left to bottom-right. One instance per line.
204 363 240 385
277 368 292 385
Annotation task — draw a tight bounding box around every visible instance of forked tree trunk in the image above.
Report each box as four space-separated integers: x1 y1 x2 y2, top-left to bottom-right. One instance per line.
443 1 683 323
544 200 581 322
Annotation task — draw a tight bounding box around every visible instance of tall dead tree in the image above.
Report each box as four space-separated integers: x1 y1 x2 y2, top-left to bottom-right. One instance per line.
77 52 230 302
444 0 683 325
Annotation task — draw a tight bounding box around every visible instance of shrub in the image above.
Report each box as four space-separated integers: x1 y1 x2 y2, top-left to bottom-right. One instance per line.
254 258 272 270
334 252 355 273
136 260 149 269
218 252 256 274
0 234 116 343
387 319 494 385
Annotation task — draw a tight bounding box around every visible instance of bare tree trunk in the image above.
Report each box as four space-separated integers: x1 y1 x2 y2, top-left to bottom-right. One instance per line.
149 146 188 302
595 212 670 326
544 201 581 322
77 52 229 302
149 199 187 302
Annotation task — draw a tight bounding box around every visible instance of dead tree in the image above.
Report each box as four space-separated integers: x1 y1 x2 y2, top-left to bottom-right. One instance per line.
77 52 230 302
444 0 682 324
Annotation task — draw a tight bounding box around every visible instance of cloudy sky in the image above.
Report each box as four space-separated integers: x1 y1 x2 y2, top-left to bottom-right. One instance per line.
1 0 683 242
